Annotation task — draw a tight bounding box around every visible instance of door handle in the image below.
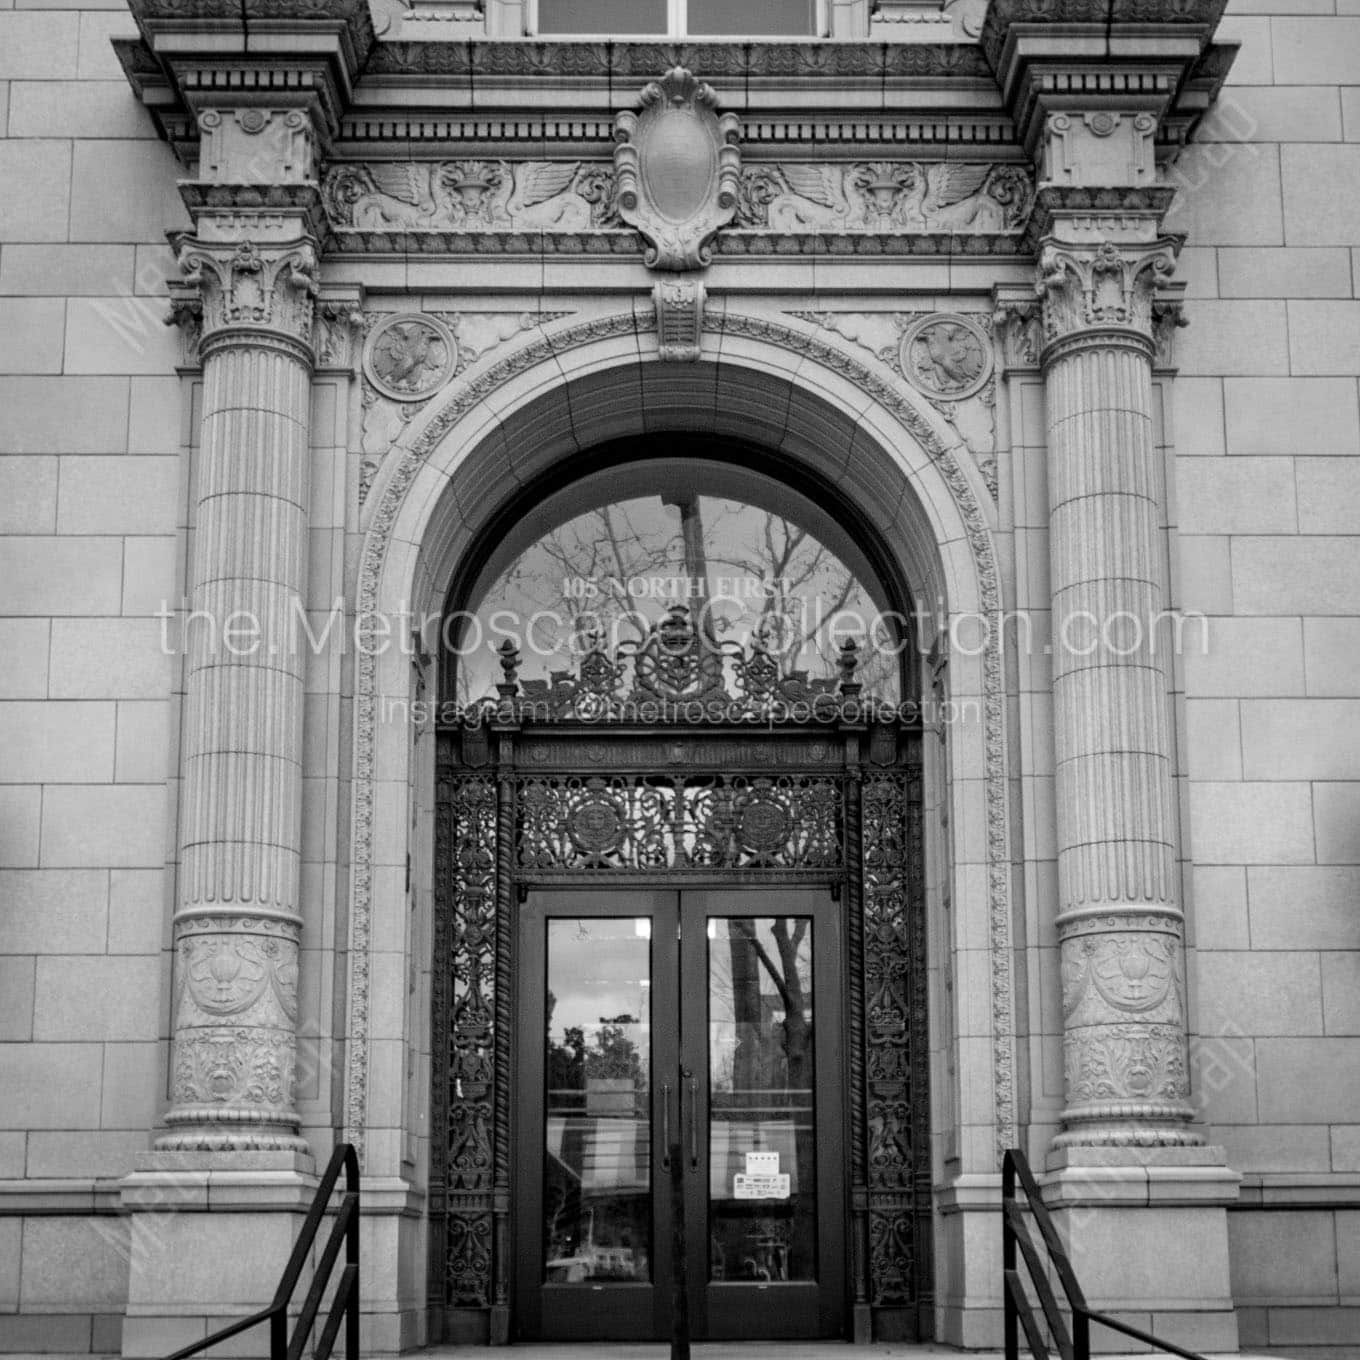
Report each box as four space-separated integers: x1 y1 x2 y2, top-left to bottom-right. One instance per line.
684 1067 699 1171
661 1081 672 1171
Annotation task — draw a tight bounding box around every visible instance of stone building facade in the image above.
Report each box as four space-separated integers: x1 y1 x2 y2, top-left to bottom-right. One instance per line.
0 0 1358 1355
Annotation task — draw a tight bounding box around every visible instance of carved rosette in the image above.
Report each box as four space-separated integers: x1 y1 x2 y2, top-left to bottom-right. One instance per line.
172 234 321 362
160 915 305 1150
614 67 741 271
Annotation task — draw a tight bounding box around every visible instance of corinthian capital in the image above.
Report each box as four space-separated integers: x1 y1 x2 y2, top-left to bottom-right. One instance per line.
171 235 321 359
1036 237 1178 357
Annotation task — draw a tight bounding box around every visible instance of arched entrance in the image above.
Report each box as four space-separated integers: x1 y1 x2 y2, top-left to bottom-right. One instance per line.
343 316 1015 1352
430 444 930 1343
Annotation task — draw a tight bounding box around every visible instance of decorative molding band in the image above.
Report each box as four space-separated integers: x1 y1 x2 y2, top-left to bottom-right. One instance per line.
336 116 1020 148
343 309 1015 1168
364 40 994 81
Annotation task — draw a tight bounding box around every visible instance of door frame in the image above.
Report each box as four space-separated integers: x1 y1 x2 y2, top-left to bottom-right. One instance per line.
429 618 932 1344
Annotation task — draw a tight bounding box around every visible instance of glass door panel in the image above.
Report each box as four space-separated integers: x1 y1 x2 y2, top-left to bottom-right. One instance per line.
543 917 653 1285
707 916 816 1284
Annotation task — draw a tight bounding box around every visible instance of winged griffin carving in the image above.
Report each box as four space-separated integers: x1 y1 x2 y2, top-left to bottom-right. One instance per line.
738 161 1033 233
322 160 620 231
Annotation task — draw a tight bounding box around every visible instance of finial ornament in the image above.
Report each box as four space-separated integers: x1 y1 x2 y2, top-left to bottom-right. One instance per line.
614 67 742 271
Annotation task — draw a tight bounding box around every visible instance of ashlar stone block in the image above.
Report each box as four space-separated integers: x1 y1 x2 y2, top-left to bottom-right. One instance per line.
1283 145 1360 246
0 1041 103 1128
0 455 58 533
1176 456 1296 534
39 783 165 868
33 955 160 1042
56 456 179 535
1288 299 1360 374
0 700 115 783
0 244 134 297
0 868 107 952
1233 538 1360 614
1189 781 1315 865
1241 699 1360 779
1258 1038 1360 1122
1217 247 1353 299
0 298 65 373
0 618 50 698
1223 377 1360 456
1313 781 1360 862
0 957 35 1040
0 12 79 79
1249 867 1360 949
0 140 71 243
48 619 173 700
1297 456 1360 532
1322 954 1360 1035
1196 950 1323 1036
69 142 189 244
1182 617 1304 697
1272 17 1360 86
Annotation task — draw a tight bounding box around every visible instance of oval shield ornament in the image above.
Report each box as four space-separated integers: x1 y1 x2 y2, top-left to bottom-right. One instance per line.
614 67 742 271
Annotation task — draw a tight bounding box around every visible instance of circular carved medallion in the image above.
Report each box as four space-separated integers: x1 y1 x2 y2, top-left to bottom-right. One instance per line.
364 314 457 402
740 795 791 854
568 795 624 855
899 314 991 401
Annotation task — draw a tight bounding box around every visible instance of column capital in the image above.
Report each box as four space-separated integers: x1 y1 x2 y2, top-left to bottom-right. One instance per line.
170 230 322 361
1036 233 1179 362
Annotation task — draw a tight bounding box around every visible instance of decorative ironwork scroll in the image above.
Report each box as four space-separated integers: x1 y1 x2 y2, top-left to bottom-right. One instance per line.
433 754 498 1309
517 773 842 874
489 606 875 725
862 764 932 1312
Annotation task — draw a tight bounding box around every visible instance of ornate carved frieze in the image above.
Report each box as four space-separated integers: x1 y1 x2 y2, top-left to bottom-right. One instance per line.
613 67 741 271
170 234 321 357
320 157 1035 253
737 162 1034 235
322 160 620 232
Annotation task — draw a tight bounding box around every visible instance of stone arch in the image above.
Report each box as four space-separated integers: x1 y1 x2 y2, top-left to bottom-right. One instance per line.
342 309 1015 1201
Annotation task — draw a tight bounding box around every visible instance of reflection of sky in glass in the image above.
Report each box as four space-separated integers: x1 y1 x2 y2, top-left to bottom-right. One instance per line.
457 495 899 702
547 919 652 1039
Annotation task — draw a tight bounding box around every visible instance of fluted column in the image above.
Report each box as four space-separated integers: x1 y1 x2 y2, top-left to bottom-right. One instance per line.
1039 236 1199 1148
159 235 320 1151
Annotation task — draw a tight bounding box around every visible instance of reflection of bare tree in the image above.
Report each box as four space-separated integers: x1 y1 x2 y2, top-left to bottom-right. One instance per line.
727 918 811 1097
459 496 902 701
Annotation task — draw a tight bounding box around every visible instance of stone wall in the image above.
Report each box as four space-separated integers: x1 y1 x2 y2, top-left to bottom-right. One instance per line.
1171 4 1360 1352
0 0 184 1349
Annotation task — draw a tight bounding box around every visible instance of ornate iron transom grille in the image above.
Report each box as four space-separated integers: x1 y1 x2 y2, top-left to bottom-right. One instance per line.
431 608 931 1338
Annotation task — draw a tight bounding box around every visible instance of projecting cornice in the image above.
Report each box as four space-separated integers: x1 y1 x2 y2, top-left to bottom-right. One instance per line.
114 0 376 163
979 0 1237 157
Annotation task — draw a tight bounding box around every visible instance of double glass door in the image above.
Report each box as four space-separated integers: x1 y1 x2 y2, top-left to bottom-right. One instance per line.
514 888 845 1340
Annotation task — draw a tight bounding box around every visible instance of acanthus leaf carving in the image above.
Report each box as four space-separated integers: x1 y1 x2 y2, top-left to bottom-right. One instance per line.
171 233 321 353
1036 236 1179 350
613 67 742 271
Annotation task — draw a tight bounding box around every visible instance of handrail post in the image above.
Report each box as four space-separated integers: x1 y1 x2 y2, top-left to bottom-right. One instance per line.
346 1148 361 1360
1003 1150 1018 1360
270 1305 288 1360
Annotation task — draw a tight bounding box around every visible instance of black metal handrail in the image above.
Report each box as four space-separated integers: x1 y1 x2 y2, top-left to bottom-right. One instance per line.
1002 1147 1206 1360
162 1143 360 1360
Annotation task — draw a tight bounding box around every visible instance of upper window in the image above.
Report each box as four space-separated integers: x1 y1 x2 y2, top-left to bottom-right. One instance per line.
449 459 907 707
533 0 819 37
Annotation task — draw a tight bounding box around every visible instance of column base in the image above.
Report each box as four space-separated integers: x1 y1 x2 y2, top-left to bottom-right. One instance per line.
1042 1145 1242 1355
119 1151 316 1360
